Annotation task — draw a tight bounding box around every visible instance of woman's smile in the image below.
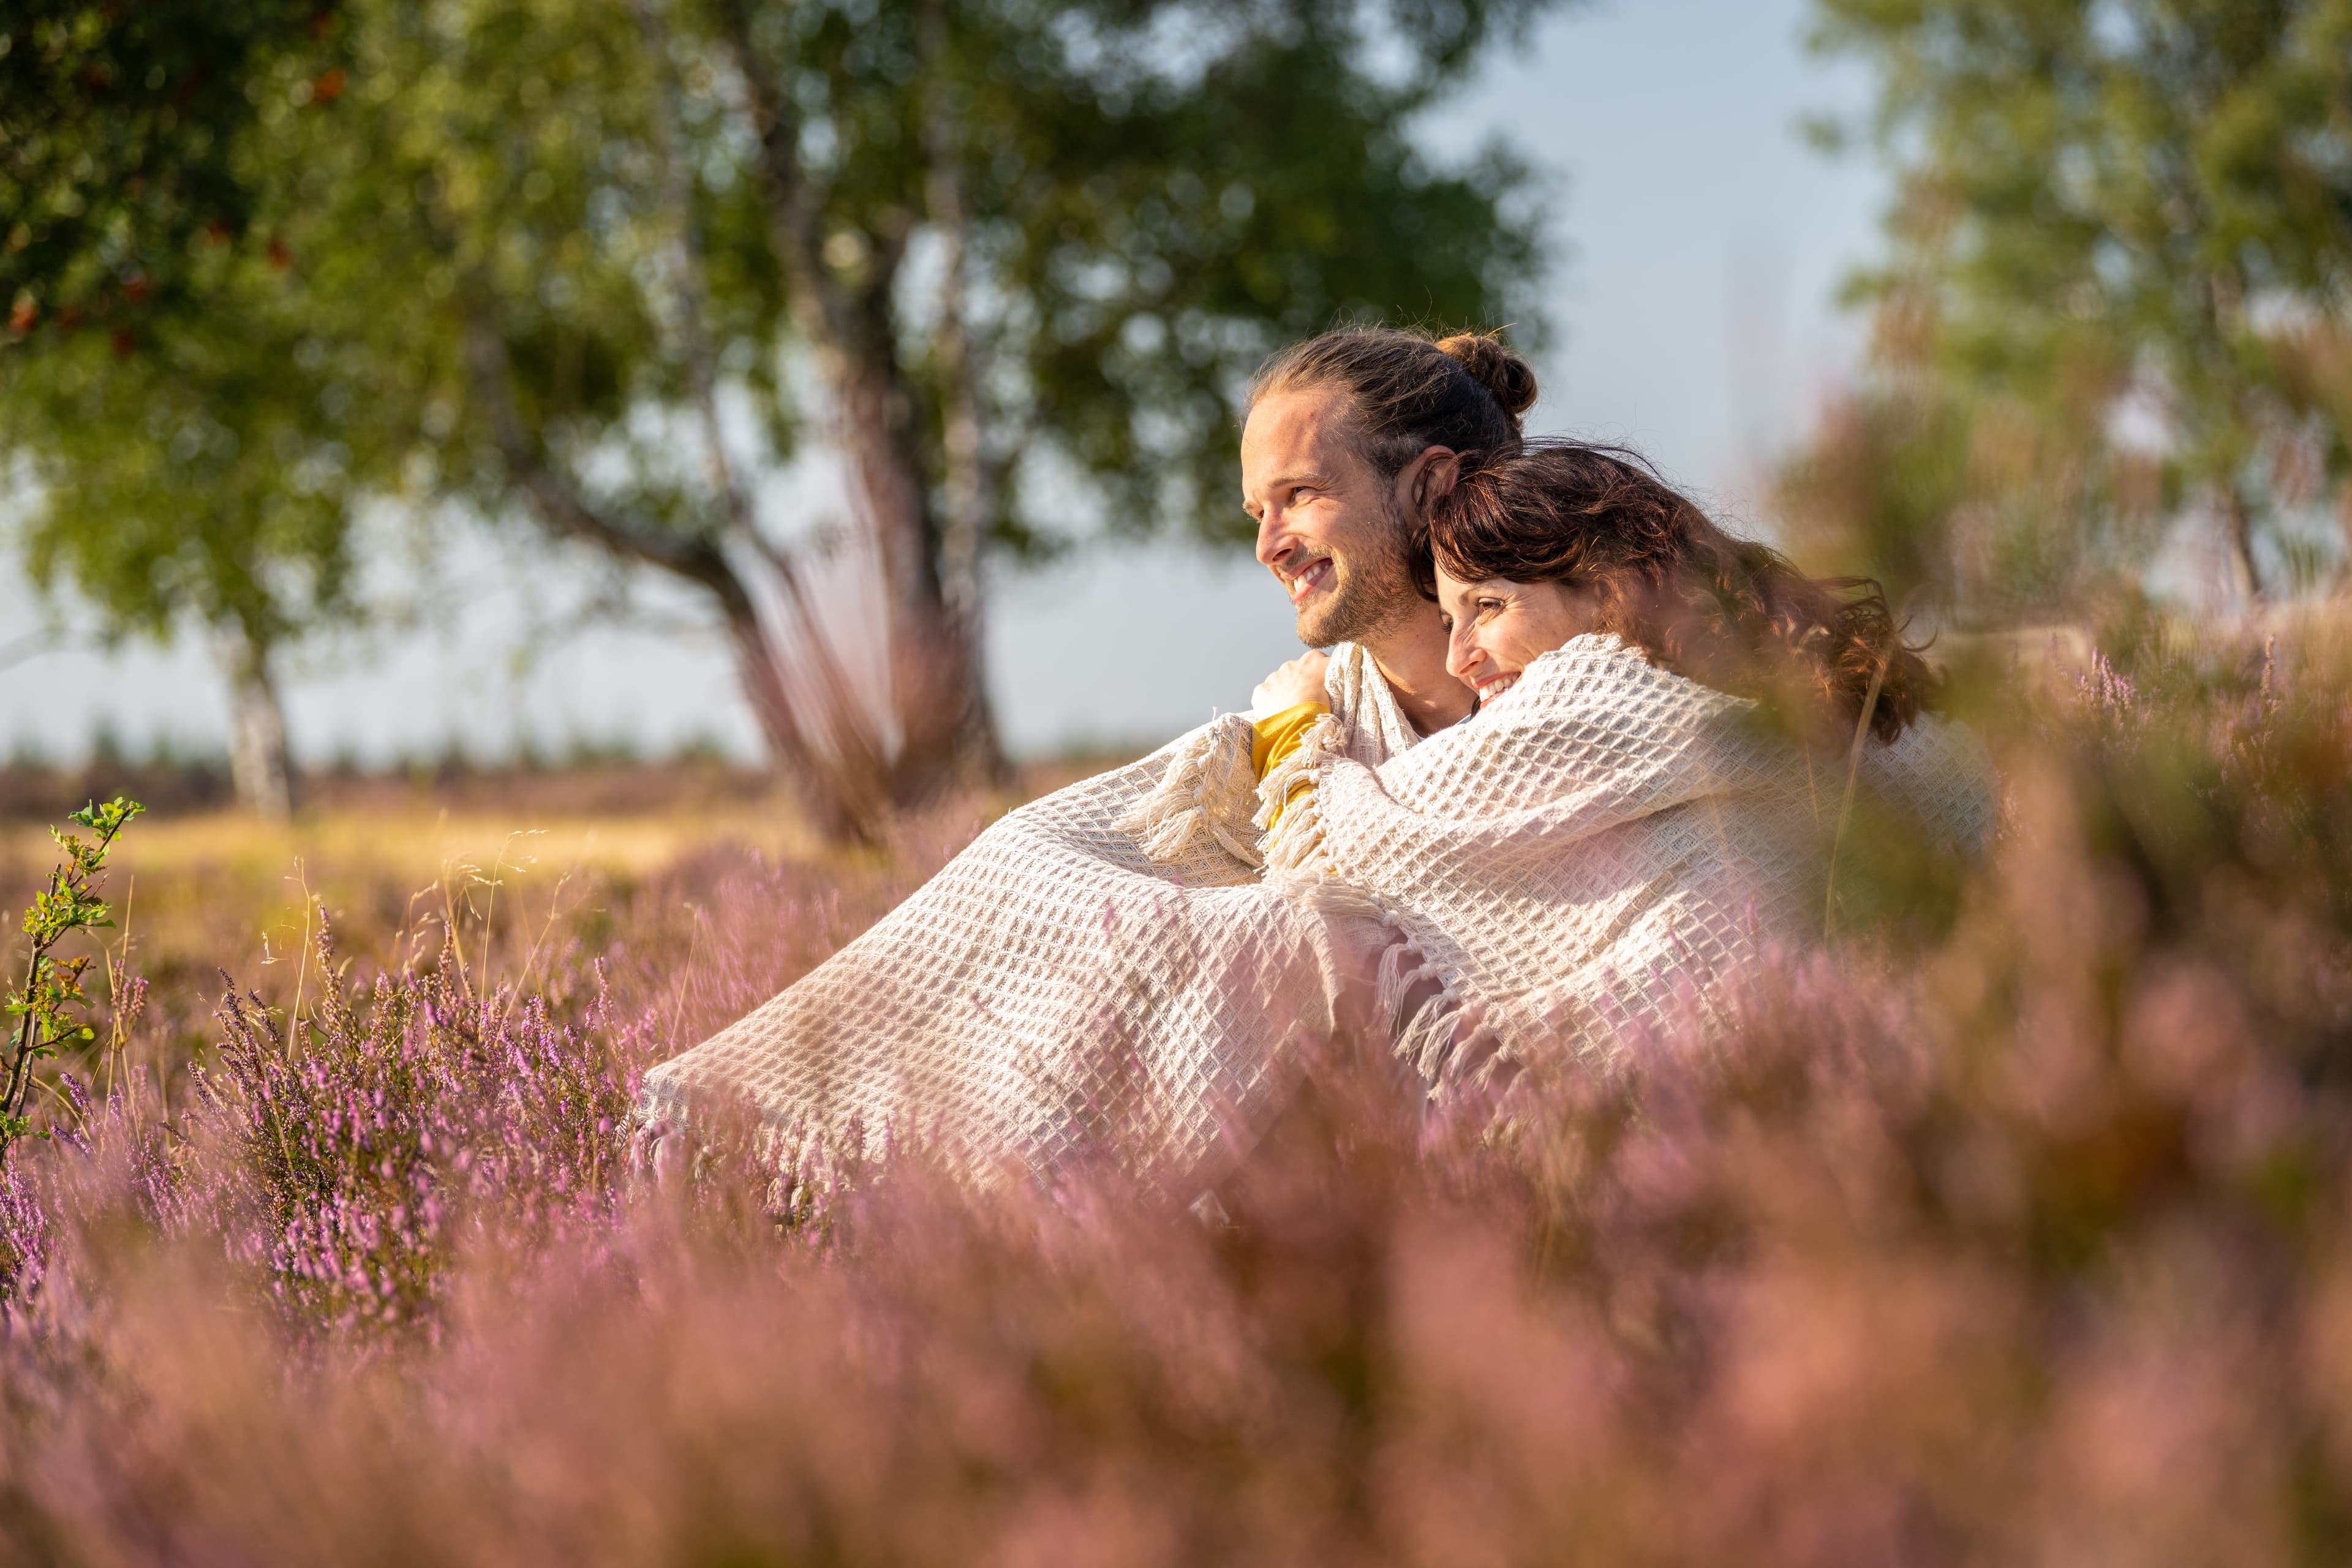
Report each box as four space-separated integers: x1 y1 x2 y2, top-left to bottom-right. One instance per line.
1435 564 1599 704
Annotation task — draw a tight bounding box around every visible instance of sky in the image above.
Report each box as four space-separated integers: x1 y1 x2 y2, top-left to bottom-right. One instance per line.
0 0 1890 767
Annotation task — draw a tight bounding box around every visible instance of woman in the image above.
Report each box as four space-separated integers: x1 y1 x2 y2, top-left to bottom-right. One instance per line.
1251 440 1996 1080
1428 440 1937 747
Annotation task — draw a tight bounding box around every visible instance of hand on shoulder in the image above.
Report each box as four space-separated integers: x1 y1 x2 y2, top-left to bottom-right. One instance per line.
1250 650 1330 717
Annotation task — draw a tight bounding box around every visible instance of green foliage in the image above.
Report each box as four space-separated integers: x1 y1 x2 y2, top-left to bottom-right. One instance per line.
2 254 390 658
1803 0 2352 604
914 0 1556 546
1774 374 1976 608
230 0 1559 552
1774 370 2173 619
0 2 338 326
3 0 1560 799
0 6 393 772
2 796 142 1159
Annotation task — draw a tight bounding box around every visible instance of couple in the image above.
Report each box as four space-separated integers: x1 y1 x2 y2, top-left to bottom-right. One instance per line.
640 327 1996 1192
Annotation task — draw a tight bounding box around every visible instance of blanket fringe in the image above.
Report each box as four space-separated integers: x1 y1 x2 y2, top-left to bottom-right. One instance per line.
1265 868 1390 927
1257 712 1344 874
1115 714 1264 869
1378 938 1468 1084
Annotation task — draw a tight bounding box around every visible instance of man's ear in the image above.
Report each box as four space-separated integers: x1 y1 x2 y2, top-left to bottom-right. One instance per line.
1400 445 1461 516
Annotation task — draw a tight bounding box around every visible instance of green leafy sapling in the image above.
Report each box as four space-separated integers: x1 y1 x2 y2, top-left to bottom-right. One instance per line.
2 797 145 1160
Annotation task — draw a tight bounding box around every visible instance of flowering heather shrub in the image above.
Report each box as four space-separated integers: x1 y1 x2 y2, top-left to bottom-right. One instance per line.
1 630 2350 1562
0 1160 47 1311
201 938 648 1332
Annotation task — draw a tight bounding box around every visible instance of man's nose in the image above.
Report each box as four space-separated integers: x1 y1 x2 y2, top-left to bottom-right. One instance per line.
1254 508 1289 568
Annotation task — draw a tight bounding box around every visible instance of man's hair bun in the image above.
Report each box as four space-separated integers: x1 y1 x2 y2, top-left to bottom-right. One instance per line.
1436 333 1539 428
1247 323 1532 481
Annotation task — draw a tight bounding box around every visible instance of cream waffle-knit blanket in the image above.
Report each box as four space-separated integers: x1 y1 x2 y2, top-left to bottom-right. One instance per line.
637 642 1421 1189
641 633 1997 1191
1251 633 1999 1083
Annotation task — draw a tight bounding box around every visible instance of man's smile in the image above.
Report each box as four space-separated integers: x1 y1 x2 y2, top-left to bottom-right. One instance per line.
1287 558 1333 605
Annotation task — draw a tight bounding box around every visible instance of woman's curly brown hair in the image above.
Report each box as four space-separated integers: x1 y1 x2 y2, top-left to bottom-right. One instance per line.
1429 440 1937 744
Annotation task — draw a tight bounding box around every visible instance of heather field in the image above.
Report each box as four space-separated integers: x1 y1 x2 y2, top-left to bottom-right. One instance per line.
4 622 2352 1564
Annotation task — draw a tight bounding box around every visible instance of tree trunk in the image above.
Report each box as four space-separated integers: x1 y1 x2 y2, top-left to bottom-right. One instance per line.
720 4 1000 804
2335 483 2352 592
824 350 999 802
919 0 1009 788
717 580 886 845
2220 483 2264 604
632 6 899 839
219 627 293 821
460 302 880 842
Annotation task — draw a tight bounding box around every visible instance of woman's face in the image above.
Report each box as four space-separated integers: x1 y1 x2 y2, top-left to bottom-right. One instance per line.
1436 564 1597 704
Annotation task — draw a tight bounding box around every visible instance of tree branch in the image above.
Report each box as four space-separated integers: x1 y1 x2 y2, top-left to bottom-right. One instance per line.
709 0 853 355
459 306 749 614
633 3 891 802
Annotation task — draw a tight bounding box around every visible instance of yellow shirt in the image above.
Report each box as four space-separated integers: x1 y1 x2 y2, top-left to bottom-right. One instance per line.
1250 701 1328 827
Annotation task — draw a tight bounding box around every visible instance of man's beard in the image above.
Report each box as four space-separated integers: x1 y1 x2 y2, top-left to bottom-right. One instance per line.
1298 498 1422 649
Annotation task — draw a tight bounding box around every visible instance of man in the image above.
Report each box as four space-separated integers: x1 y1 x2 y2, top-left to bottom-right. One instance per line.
1239 328 1535 736
1240 370 1473 736
640 327 1538 1191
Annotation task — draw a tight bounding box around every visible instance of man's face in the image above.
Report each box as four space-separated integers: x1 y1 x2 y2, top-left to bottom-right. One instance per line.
1242 385 1422 649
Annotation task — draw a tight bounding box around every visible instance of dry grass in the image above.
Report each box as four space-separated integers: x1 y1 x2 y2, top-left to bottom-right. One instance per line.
0 756 1110 1066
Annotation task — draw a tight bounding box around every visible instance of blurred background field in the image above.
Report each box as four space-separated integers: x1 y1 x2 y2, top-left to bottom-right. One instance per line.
0 750 1117 1072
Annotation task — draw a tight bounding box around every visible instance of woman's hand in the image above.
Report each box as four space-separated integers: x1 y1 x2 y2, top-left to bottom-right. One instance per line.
1251 650 1330 716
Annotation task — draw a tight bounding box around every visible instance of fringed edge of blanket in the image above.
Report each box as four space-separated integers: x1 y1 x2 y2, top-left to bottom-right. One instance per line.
1260 865 1500 1102
631 1068 1045 1208
627 1071 882 1210
1256 710 1346 875
1115 713 1264 869
1379 936 1463 1082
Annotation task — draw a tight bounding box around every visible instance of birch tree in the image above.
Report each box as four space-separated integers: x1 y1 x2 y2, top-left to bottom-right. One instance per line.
298 0 1555 833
